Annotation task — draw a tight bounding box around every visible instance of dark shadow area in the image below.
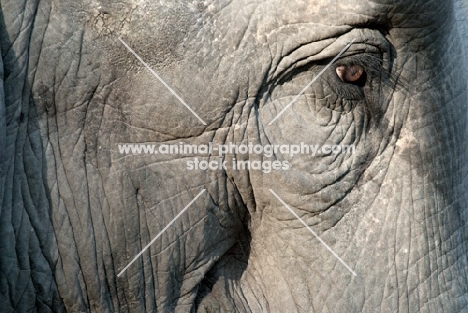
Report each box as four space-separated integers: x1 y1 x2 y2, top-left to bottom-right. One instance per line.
194 216 252 312
0 2 64 311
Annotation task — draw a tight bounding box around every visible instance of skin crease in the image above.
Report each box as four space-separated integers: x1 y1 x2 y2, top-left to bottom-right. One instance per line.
1 0 468 312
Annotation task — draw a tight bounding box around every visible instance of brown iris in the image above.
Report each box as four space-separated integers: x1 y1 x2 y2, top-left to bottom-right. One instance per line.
335 65 365 83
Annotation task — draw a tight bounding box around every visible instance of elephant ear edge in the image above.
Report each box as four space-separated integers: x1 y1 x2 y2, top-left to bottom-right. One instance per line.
454 0 468 73
0 1 64 312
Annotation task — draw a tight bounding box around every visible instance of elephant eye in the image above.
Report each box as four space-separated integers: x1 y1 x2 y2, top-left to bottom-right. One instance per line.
322 54 385 103
266 53 385 113
335 64 366 86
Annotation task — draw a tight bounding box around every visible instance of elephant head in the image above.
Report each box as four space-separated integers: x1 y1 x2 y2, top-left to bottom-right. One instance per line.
1 0 468 312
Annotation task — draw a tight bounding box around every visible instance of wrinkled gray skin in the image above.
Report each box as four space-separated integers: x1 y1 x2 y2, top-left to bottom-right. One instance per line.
2 0 468 312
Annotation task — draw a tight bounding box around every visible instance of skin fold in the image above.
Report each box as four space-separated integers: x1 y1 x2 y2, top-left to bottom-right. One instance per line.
1 0 468 312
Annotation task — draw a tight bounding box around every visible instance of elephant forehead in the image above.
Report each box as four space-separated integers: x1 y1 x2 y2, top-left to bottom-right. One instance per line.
196 0 449 24
89 0 449 51
201 0 450 45
198 0 449 34
82 0 453 137
84 0 450 87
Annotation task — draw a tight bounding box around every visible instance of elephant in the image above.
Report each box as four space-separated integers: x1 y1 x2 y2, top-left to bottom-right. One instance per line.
1 0 468 312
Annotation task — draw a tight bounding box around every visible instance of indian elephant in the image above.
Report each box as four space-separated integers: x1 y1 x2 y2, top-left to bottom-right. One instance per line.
1 0 468 312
